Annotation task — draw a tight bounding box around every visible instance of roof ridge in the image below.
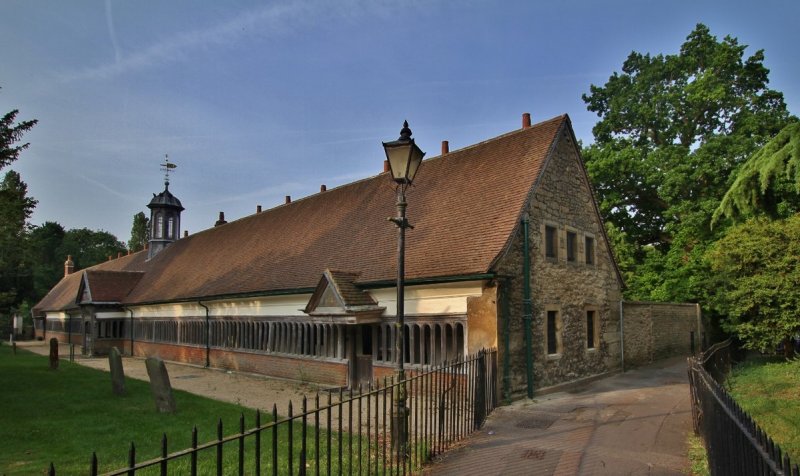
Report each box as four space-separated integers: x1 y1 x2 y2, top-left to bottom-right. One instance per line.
181 114 569 235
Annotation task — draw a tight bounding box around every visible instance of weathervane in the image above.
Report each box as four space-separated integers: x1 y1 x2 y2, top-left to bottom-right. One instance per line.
160 154 177 187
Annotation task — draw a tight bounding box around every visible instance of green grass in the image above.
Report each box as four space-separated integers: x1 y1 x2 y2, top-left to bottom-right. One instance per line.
0 346 379 475
687 433 710 476
727 356 800 462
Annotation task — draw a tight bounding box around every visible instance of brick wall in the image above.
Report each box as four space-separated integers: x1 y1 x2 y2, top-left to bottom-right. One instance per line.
40 330 82 346
132 341 348 387
622 301 700 367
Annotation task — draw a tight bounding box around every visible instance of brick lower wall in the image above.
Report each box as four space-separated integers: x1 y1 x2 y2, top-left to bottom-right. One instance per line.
132 341 348 387
622 301 700 367
39 331 82 346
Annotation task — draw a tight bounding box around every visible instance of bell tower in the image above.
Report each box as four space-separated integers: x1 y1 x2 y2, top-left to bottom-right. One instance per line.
147 156 184 260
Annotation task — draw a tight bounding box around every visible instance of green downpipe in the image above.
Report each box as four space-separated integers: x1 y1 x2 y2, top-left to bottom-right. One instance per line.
522 217 534 398
198 301 210 368
501 279 512 403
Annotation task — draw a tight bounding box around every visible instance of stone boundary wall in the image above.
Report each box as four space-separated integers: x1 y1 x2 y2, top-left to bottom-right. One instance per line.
622 301 700 367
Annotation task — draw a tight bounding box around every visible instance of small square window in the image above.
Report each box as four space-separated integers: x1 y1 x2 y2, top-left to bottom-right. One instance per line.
585 236 595 265
545 226 557 259
566 231 577 262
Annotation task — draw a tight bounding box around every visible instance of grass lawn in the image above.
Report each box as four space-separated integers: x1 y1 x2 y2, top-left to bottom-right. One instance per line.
727 356 800 462
0 344 367 475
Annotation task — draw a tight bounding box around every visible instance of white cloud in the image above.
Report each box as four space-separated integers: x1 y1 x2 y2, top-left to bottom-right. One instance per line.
58 0 403 83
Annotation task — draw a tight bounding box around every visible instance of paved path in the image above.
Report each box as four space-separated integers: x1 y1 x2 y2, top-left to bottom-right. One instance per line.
426 358 691 475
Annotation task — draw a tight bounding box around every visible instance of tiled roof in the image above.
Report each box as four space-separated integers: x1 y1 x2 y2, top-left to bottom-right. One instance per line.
82 270 145 303
33 251 148 313
36 115 568 310
326 270 379 308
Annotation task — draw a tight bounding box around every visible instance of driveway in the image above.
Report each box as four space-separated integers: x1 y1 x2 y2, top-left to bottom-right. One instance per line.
426 358 691 475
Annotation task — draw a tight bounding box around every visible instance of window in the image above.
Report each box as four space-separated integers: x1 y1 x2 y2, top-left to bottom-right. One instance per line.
585 236 595 265
586 310 598 349
155 215 163 239
566 231 577 262
167 217 174 239
546 310 562 355
545 225 558 259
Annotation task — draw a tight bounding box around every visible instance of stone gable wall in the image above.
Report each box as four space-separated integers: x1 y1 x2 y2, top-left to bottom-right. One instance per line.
622 301 700 366
495 126 622 397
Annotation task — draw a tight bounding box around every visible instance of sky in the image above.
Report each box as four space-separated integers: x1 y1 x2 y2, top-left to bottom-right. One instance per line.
1 0 798 244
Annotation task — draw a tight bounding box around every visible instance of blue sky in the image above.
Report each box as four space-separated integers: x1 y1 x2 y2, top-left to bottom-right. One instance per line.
2 0 798 244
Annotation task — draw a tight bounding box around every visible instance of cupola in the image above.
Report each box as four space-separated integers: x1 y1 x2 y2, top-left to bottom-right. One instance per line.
147 157 184 260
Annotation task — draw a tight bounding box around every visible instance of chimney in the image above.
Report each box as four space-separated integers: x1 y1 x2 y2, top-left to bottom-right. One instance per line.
285 195 291 204
441 140 449 155
107 255 112 261
215 212 227 227
127 249 132 256
256 205 262 213
522 112 532 129
320 184 327 192
184 230 189 238
383 160 390 173
117 252 123 259
64 255 74 277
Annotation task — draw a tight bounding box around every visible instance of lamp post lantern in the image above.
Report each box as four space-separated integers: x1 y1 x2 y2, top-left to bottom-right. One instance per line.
383 120 425 464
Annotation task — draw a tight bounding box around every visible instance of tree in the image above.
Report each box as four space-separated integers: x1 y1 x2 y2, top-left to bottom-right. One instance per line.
0 101 37 323
713 121 800 224
707 216 800 356
582 23 793 301
0 170 37 314
58 228 126 270
128 211 149 252
27 221 67 298
1 108 37 171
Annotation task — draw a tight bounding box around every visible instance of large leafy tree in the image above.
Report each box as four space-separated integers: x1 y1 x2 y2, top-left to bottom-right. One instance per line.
59 228 127 270
582 23 792 302
707 216 800 356
27 221 67 298
128 211 149 252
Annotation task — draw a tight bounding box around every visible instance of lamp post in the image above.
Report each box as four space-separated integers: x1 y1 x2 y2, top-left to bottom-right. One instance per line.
383 120 425 464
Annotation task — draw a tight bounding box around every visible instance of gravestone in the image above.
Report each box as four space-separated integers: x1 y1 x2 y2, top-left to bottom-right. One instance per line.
49 338 59 370
108 347 125 395
145 357 176 413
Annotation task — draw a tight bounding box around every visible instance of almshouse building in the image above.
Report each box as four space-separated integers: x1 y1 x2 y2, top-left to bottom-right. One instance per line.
34 114 635 398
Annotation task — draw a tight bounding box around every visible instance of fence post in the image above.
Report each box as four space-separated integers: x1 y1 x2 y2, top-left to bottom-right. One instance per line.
473 351 486 429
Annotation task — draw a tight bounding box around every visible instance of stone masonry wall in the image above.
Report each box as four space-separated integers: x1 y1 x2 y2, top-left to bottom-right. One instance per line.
495 126 623 398
622 301 700 367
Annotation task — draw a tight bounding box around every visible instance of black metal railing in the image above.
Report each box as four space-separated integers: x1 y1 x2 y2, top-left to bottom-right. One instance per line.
688 340 799 475
48 348 497 475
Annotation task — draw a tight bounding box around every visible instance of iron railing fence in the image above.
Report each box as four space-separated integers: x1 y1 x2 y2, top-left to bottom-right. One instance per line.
48 348 497 475
688 339 799 476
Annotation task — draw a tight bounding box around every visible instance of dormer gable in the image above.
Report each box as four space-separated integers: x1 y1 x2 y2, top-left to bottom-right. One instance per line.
303 269 384 323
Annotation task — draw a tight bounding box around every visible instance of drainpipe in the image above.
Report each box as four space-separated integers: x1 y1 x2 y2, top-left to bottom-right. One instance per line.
522 217 534 398
123 307 134 356
198 301 210 368
501 278 512 404
619 300 625 372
